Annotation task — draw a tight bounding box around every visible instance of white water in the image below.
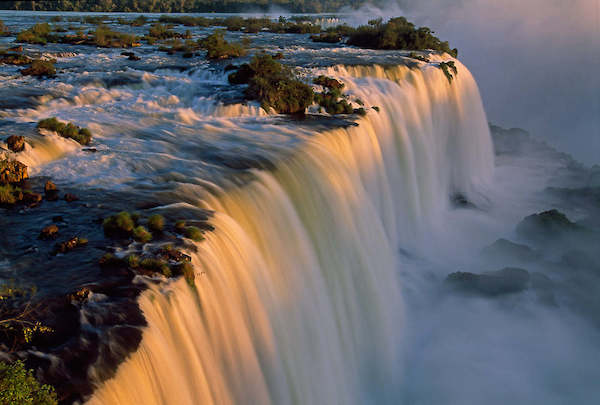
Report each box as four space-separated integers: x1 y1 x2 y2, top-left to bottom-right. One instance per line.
88 60 494 404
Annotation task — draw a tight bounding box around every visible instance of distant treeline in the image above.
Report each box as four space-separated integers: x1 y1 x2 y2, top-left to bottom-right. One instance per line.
0 0 371 13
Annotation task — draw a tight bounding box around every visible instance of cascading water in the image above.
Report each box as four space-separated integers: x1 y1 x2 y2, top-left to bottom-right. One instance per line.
87 59 494 405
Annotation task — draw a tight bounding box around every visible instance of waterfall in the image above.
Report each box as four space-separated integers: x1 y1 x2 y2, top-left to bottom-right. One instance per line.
87 59 494 405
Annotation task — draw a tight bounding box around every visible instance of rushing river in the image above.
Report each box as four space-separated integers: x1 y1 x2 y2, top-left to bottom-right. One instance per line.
1 11 600 405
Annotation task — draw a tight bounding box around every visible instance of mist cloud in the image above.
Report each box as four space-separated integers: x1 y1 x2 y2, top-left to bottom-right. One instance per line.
347 0 600 165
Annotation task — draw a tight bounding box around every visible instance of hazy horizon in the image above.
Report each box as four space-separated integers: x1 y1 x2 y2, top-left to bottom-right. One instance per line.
350 0 599 166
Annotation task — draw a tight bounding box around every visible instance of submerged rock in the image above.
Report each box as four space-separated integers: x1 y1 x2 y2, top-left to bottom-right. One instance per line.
445 267 531 296
481 238 538 262
40 224 59 239
44 180 59 201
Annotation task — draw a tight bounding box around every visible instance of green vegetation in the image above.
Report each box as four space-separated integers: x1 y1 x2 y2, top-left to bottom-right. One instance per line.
0 184 21 205
408 51 431 63
148 214 165 232
172 262 195 287
0 19 9 36
439 61 458 83
103 211 135 237
313 75 357 115
184 226 204 242
133 226 152 243
147 23 180 40
0 53 31 65
93 24 138 48
16 23 55 45
0 360 57 405
310 32 342 43
347 17 458 57
229 54 313 114
37 117 91 145
21 59 56 78
199 30 246 60
140 258 171 277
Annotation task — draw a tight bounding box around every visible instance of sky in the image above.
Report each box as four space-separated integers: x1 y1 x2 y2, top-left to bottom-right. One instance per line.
345 0 600 165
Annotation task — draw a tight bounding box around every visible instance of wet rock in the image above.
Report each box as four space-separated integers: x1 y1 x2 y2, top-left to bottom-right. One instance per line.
481 238 538 263
0 159 28 184
516 209 580 241
40 224 59 239
9 45 23 53
6 135 25 152
22 191 42 206
44 180 59 201
82 147 97 153
64 193 79 202
54 236 88 254
445 267 531 296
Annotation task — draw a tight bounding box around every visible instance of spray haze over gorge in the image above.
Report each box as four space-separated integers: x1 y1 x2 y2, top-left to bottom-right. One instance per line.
0 3 599 405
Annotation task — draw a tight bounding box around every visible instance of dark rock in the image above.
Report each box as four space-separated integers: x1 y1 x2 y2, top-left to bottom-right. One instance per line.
6 135 25 152
82 147 97 153
40 224 59 239
516 209 580 241
128 54 141 61
22 191 42 207
481 238 538 263
64 193 79 202
9 45 23 53
54 237 87 254
0 159 28 184
446 267 531 296
52 215 64 222
120 51 135 57
44 180 59 201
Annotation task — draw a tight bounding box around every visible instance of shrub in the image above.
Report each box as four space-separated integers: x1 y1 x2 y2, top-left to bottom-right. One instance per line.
98 253 127 268
184 226 204 242
103 211 135 237
0 19 9 36
347 17 458 57
0 360 58 405
21 59 56 78
175 220 186 233
16 23 53 44
310 32 342 43
199 29 246 60
0 184 21 205
147 214 165 232
93 24 138 48
140 258 171 277
439 61 458 83
147 23 179 40
37 117 91 145
229 54 313 114
133 226 152 243
126 254 140 268
172 262 195 287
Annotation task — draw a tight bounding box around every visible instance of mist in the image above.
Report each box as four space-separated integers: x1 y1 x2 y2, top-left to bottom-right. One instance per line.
344 0 600 165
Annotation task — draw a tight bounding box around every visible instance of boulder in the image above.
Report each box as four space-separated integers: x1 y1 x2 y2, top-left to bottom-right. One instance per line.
445 267 531 296
516 209 580 240
481 238 538 262
40 224 59 239
6 135 25 152
23 191 42 206
0 159 28 184
44 180 59 201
